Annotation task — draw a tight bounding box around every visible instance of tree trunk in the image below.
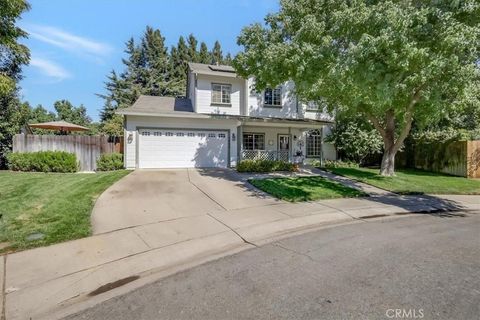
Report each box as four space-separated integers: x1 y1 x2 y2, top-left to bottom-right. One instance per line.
380 148 396 176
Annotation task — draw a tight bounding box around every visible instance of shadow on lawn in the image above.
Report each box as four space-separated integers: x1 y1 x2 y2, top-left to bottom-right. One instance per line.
196 168 469 217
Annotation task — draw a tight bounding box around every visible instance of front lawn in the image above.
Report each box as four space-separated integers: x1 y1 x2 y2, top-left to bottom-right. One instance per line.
249 176 366 202
328 167 480 195
0 170 130 252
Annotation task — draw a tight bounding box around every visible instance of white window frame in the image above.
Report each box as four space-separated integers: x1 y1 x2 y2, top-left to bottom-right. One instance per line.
305 101 319 112
211 83 232 105
243 133 265 151
306 129 322 158
264 87 282 107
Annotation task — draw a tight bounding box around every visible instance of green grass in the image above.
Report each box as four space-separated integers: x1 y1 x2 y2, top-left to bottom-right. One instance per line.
328 167 480 195
249 176 366 202
0 170 131 252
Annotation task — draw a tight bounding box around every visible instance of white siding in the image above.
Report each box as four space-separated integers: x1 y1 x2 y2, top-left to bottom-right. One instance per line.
300 103 334 122
195 74 244 115
322 125 337 160
124 115 239 169
247 80 299 118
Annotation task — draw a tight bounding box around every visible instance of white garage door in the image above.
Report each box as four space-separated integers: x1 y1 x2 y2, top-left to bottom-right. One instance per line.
138 129 229 168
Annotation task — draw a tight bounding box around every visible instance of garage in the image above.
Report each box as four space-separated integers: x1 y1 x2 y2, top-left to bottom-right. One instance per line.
138 129 229 168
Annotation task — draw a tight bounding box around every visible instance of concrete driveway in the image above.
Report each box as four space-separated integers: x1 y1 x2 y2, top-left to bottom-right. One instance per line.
92 168 279 234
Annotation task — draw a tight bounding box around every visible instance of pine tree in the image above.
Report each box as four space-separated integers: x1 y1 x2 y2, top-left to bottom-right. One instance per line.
223 53 233 66
211 41 223 65
198 42 211 64
187 34 198 63
142 26 172 96
170 36 189 96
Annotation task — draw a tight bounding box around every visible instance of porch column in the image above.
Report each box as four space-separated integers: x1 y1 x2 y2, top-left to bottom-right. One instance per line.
288 127 292 162
320 125 325 167
237 124 243 163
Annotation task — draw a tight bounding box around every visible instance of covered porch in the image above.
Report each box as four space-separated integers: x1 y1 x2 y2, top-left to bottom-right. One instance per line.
235 116 334 164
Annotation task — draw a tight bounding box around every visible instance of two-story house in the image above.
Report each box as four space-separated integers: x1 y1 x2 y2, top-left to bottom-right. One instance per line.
118 62 336 169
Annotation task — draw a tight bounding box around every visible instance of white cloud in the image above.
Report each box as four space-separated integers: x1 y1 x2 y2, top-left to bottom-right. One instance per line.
30 57 71 80
26 24 113 59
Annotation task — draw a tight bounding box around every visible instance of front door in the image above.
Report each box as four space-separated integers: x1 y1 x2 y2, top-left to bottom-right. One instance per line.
278 135 290 161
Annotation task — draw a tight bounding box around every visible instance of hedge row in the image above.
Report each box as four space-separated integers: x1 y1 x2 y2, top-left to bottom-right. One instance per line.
7 151 78 173
237 160 296 173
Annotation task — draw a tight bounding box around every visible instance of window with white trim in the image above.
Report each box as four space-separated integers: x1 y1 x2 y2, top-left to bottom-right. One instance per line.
212 83 231 104
208 133 216 138
264 87 282 106
243 133 265 150
141 131 150 136
218 133 226 138
305 101 319 111
306 130 322 158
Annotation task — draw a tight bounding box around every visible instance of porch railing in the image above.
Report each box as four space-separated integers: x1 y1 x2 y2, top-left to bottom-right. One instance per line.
241 150 289 162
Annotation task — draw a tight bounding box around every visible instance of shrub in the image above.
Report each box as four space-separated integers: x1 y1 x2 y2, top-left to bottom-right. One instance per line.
237 160 295 173
7 151 78 173
96 153 124 171
326 118 382 165
323 160 359 169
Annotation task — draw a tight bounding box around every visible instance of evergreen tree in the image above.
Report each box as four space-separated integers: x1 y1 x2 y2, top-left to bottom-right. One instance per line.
211 41 223 65
141 26 172 96
223 53 233 66
198 42 211 64
170 36 189 96
187 34 198 63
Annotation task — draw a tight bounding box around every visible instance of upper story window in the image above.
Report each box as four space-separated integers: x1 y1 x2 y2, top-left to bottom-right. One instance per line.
264 87 282 107
305 101 319 112
212 83 231 105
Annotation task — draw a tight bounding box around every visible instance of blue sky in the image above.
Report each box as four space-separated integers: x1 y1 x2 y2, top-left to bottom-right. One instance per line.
19 0 278 121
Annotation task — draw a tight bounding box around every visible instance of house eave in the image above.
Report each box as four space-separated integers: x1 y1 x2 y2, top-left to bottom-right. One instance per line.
118 110 333 128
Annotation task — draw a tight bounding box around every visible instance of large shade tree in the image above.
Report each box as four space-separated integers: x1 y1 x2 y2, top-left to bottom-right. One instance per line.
234 0 480 176
0 0 30 167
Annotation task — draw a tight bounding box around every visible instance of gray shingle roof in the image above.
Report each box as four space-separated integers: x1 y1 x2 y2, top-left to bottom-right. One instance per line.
188 62 238 78
117 95 205 117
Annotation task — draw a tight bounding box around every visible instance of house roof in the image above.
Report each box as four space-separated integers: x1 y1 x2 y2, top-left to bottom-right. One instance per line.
188 62 238 78
116 95 208 118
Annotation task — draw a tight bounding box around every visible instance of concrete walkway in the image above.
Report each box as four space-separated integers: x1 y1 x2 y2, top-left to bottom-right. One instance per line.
3 169 479 320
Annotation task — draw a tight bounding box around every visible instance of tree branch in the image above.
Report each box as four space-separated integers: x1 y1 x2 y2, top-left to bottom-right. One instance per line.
362 109 386 140
392 86 423 152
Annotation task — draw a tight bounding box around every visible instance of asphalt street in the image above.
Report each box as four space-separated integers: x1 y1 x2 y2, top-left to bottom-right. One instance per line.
65 212 480 320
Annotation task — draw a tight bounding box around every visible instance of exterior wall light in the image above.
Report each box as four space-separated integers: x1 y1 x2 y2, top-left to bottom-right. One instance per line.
231 133 236 141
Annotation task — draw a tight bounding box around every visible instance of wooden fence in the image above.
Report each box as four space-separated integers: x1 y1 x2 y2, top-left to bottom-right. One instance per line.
397 140 480 178
13 134 123 171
